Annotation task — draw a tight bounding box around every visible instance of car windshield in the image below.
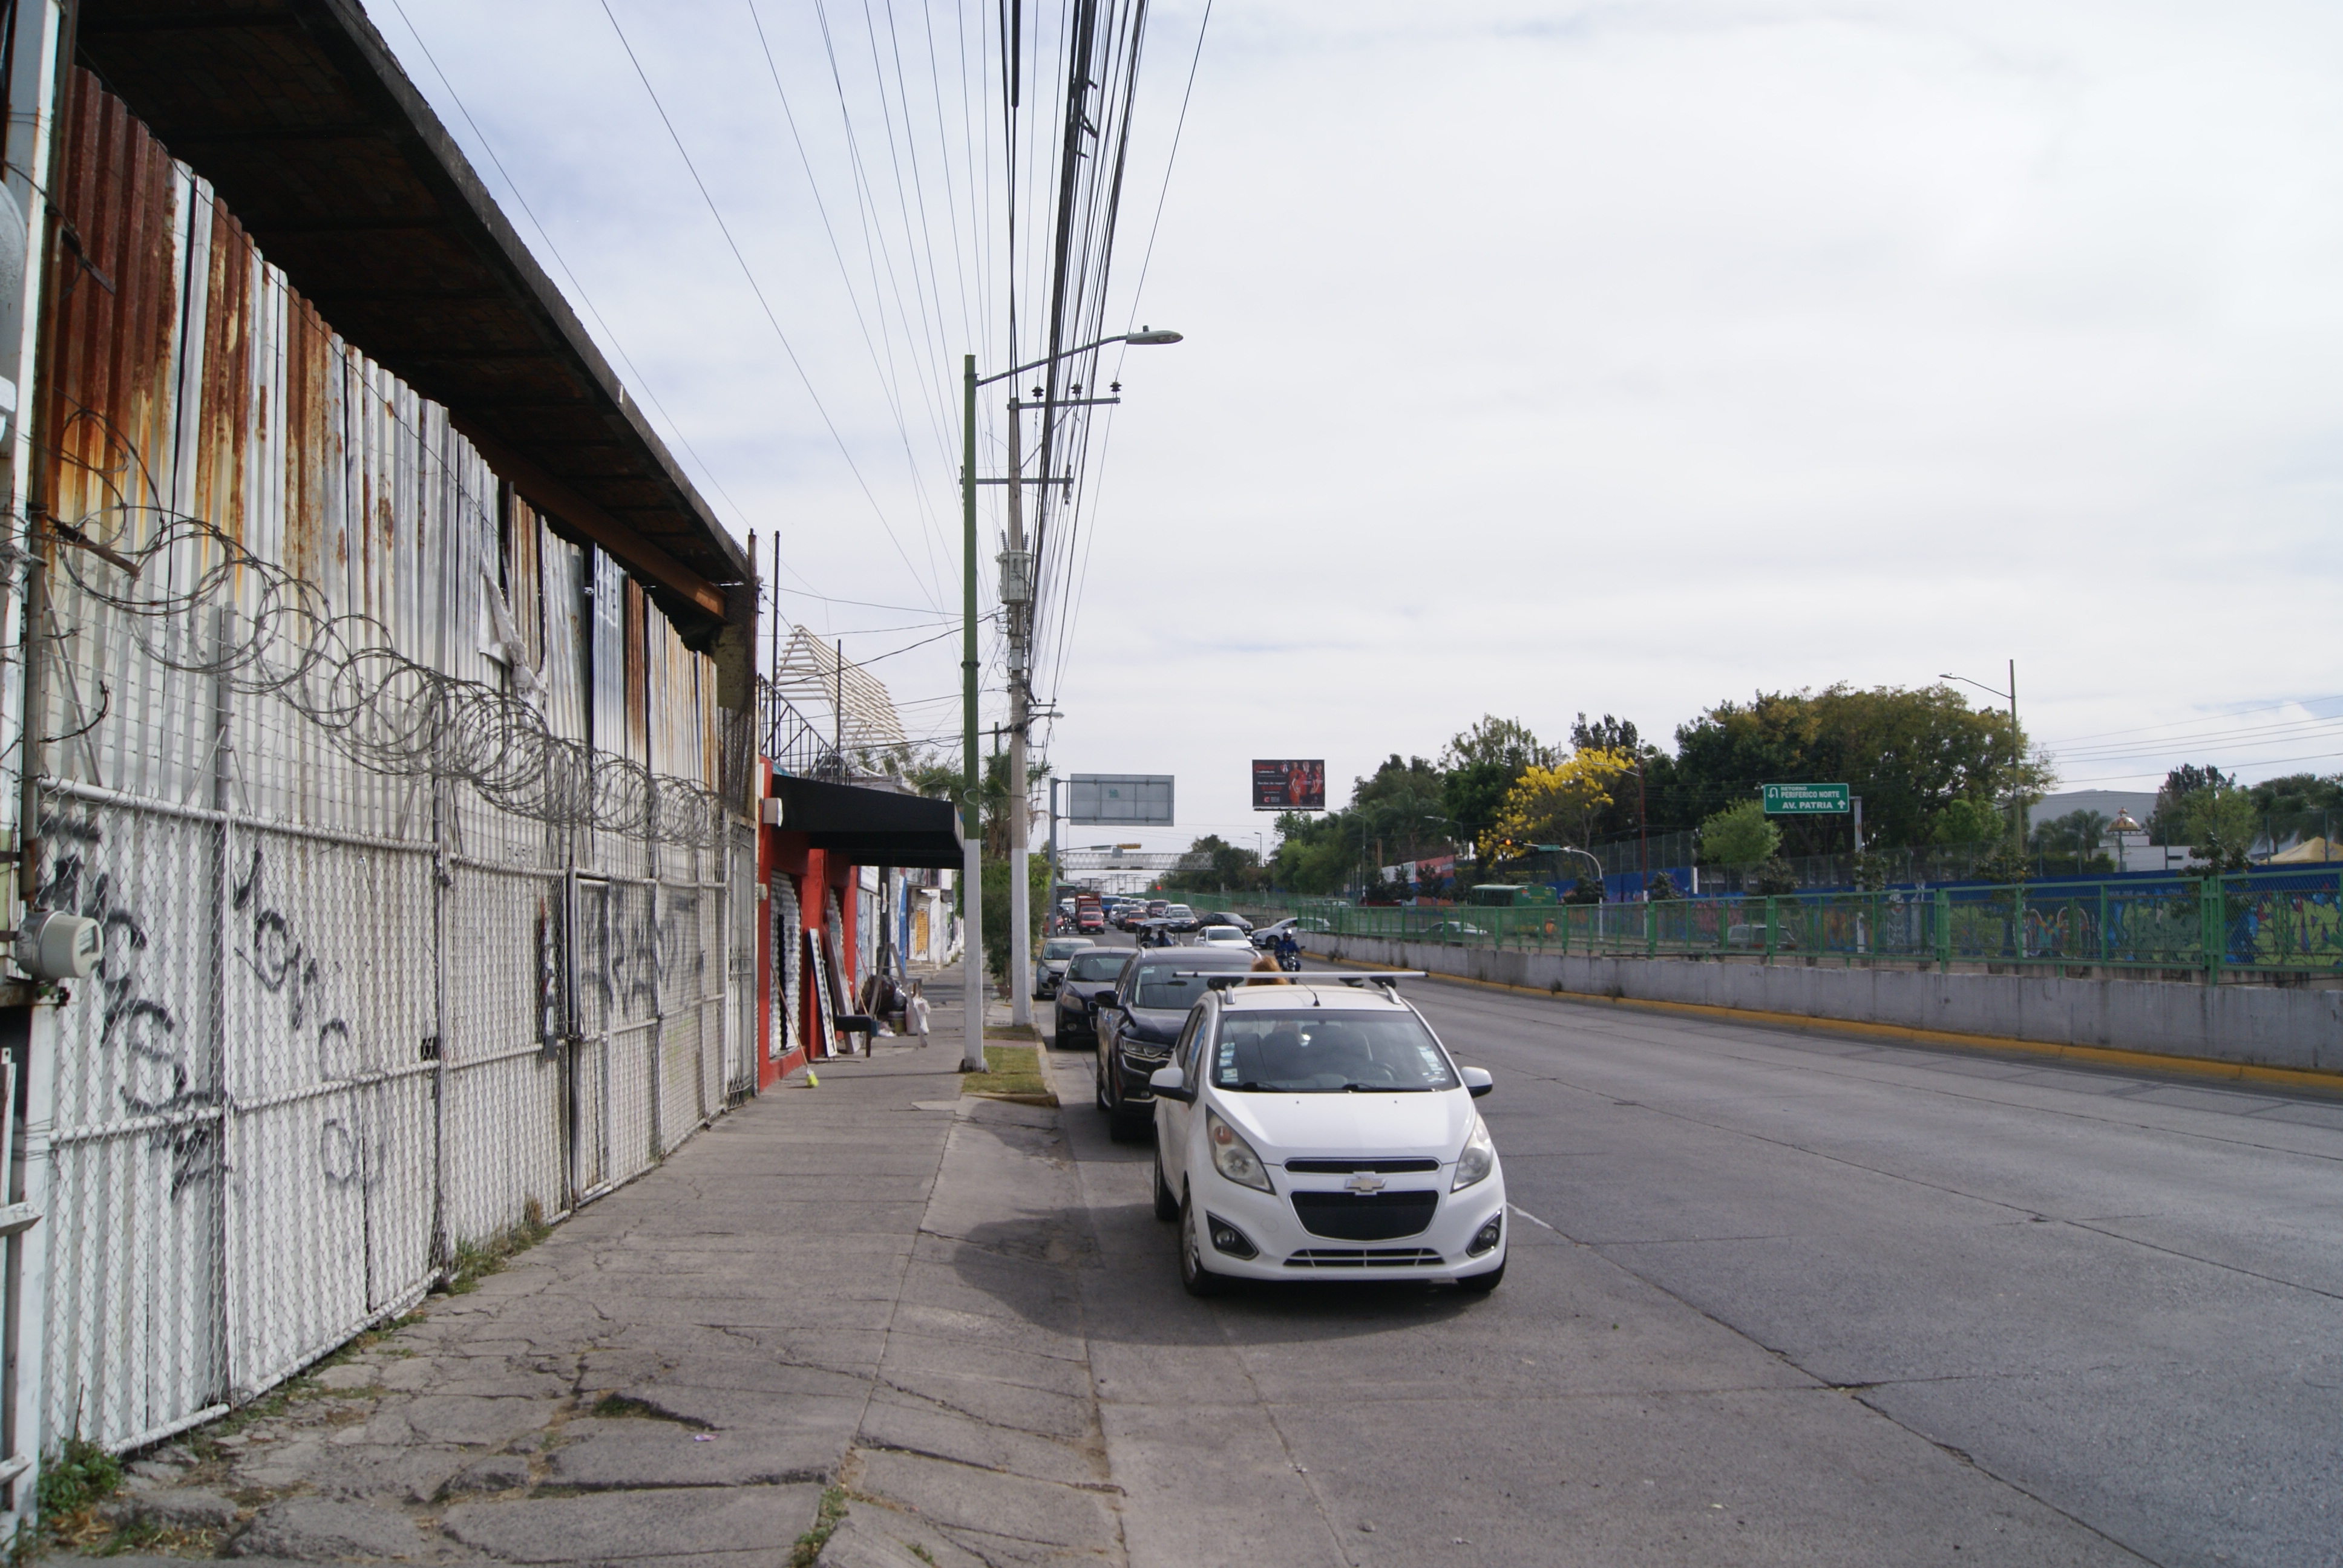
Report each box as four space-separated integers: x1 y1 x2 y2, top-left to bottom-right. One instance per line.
1067 952 1127 981
1211 1010 1459 1093
1167 906 1193 916
1132 959 1247 1010
1042 939 1089 959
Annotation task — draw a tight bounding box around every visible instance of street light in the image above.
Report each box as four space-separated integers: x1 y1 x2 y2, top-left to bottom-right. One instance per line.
1941 661 2023 860
2109 808 2144 874
958 327 1182 1070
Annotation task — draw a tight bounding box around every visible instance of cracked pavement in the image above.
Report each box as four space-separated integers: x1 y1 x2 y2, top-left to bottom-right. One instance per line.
67 952 2341 1567
77 964 1120 1567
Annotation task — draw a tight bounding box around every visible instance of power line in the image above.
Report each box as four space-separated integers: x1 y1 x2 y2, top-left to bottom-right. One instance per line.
597 0 944 609
382 0 796 572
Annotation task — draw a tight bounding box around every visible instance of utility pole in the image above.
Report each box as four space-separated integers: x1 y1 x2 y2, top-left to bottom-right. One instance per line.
958 355 985 1072
2006 658 2022 861
1004 397 1034 1027
957 328 1179 1067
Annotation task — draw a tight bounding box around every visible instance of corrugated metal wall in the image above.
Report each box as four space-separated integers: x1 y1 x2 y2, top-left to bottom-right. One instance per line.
27 71 756 1453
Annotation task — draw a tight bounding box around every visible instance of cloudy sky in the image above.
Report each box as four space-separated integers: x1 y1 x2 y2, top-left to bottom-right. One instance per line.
377 0 2343 850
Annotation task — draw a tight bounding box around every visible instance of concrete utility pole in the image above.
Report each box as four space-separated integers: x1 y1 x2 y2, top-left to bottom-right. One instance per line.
963 328 1181 1063
1004 406 1034 1027
959 355 985 1072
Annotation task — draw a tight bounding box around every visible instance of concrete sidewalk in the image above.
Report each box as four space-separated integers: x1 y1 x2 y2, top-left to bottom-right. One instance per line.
73 961 1122 1567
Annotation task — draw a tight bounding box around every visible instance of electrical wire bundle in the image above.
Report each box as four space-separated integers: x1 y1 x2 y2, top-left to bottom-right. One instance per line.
47 508 730 848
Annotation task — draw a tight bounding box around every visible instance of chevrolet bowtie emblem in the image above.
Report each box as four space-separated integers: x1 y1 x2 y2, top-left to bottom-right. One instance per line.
1345 1173 1386 1194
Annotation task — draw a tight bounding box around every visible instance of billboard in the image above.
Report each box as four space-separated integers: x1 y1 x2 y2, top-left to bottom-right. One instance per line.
1068 774 1175 826
1252 759 1326 812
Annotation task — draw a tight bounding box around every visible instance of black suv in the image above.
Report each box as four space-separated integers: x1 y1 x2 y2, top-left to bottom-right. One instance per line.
1053 947 1133 1048
1093 946 1259 1140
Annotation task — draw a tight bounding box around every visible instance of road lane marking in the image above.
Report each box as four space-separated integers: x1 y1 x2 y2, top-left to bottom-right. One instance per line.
1507 1201 1558 1232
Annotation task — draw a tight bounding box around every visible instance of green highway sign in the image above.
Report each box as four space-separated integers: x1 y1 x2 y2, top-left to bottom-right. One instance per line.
1763 783 1851 815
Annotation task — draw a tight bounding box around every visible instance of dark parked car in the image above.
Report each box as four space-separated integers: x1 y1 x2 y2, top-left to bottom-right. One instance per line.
1092 946 1260 1140
1035 936 1095 999
1053 948 1133 1048
1203 910 1254 933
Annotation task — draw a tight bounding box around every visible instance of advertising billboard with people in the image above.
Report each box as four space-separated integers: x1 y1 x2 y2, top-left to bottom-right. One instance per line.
1251 759 1326 811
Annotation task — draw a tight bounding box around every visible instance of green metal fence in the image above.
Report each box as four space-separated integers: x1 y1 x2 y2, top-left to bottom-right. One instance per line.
1234 870 2343 982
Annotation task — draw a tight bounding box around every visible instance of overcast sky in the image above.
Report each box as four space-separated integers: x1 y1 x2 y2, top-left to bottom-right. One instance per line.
378 0 2343 850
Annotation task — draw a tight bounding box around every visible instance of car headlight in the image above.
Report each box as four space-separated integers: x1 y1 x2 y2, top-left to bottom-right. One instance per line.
1452 1115 1495 1191
1205 1108 1273 1192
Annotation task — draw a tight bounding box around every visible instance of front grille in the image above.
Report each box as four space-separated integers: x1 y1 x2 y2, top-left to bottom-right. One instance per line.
1290 1189 1438 1241
1285 1248 1444 1269
1285 1158 1440 1175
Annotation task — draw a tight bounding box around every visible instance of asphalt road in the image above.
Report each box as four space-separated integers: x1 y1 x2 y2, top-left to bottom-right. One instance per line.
1038 948 2343 1568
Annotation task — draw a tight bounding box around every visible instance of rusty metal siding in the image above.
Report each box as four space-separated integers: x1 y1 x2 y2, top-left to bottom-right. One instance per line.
26 69 747 1457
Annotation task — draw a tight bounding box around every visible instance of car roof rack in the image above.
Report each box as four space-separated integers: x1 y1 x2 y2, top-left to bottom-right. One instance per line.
1170 970 1426 988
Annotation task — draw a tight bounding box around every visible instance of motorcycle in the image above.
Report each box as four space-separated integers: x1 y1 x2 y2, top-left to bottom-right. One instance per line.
1276 935 1302 972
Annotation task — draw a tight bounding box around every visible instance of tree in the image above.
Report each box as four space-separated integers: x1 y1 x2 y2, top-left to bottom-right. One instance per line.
1933 797 2008 846
1488 749 1634 861
1570 713 1640 754
1270 809 1358 896
2246 772 2343 851
2181 785 2258 874
900 750 1050 859
2029 809 2112 875
1440 716 1553 864
1162 834 1265 894
1568 713 1657 843
2148 763 2232 846
1353 754 1451 864
980 855 1052 981
1699 799 1780 869
1661 684 2044 852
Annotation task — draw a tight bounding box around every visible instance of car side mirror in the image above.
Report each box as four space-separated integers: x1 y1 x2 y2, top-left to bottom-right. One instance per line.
1460 1066 1493 1099
1149 1065 1194 1104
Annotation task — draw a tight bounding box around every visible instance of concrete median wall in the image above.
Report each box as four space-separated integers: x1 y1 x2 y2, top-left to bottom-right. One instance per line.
1308 936 2343 1076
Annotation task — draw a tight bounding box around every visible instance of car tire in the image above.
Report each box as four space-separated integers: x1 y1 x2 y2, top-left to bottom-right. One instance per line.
1094 1051 1112 1114
1457 1260 1505 1294
1178 1189 1225 1298
1153 1148 1180 1221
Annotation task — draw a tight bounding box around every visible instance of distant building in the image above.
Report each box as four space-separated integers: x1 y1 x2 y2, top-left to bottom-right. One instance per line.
2025 790 2158 834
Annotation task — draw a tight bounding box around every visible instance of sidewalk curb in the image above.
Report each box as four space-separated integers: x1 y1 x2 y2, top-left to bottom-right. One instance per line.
1309 952 2343 1097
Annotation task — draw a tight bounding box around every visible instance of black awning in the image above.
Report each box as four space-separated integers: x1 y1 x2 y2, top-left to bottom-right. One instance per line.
770 778 964 869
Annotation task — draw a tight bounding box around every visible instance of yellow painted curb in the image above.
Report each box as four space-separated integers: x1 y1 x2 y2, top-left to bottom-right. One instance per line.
1307 952 2343 1096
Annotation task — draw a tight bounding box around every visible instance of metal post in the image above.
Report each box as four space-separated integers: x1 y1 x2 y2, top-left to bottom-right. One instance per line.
2201 874 2222 987
1764 895 1778 963
1935 888 1953 972
959 355 985 1071
2097 882 2109 970
2007 658 2023 860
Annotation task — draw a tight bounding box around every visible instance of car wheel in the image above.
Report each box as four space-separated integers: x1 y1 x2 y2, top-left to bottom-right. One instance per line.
1094 1050 1112 1114
1178 1189 1225 1298
1457 1260 1505 1294
1153 1147 1180 1221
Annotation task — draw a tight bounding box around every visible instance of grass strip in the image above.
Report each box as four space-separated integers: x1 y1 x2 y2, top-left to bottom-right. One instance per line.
958 1044 1049 1101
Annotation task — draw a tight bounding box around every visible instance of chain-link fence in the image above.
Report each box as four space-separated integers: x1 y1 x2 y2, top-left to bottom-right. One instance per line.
1240 866 2343 982
19 76 761 1457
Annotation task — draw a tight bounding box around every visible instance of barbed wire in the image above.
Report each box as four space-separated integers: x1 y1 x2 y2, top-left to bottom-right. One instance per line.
47 505 734 848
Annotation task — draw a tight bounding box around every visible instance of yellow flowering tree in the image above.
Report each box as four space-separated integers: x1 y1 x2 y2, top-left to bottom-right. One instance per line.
1490 748 1635 860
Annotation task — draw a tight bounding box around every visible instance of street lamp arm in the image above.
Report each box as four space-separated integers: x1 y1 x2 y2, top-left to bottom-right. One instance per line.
974 329 1182 388
1939 672 2012 702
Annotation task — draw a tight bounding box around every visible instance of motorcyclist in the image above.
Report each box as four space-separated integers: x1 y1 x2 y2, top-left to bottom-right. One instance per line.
1276 929 1301 970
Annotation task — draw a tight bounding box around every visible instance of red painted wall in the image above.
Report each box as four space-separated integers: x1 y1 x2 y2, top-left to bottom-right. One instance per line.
756 777 862 1086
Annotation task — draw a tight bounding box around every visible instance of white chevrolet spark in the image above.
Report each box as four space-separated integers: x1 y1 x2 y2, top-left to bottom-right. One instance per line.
1146 975 1505 1295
